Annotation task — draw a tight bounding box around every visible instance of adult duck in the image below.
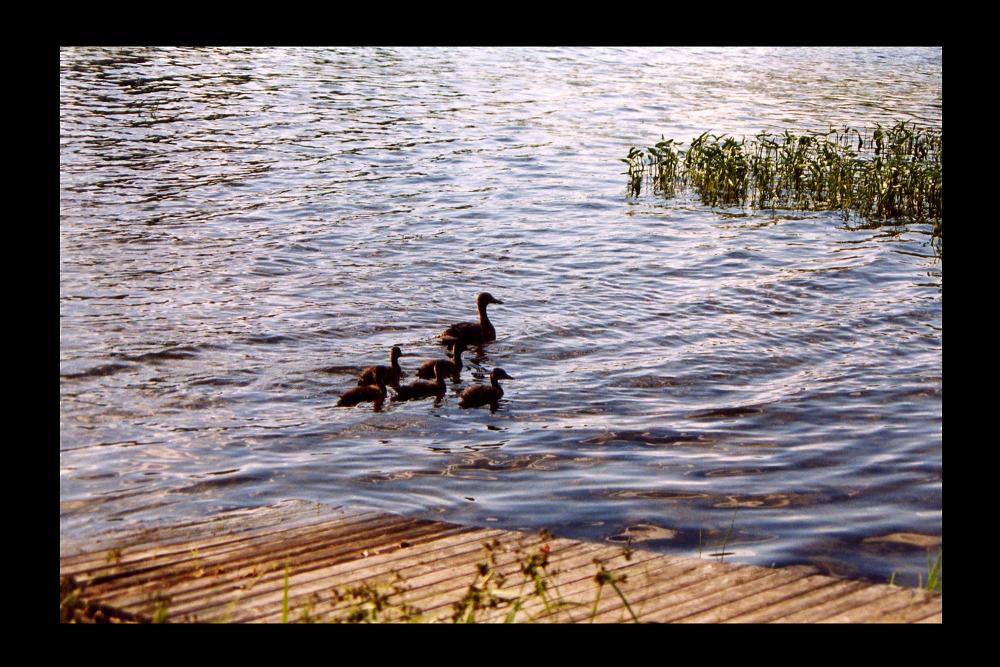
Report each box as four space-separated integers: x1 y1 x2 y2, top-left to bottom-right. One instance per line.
459 367 514 411
416 340 466 384
393 360 448 402
357 346 405 389
337 376 387 411
440 292 503 347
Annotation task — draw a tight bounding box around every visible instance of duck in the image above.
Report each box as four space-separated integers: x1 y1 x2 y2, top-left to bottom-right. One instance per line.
440 292 503 347
416 340 467 384
459 367 514 411
337 376 387 411
392 360 448 402
357 346 405 389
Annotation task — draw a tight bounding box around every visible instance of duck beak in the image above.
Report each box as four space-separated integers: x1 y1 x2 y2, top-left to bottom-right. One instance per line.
492 298 504 305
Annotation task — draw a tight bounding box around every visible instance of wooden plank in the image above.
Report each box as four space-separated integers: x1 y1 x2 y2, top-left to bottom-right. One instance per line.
60 500 351 562
413 541 663 624
476 545 695 623
871 599 943 623
60 507 384 580
74 512 425 597
592 561 783 623
818 586 941 623
270 531 581 623
59 502 941 623
724 578 871 622
642 565 822 623
200 527 509 623
80 517 474 622
770 584 917 623
498 553 710 624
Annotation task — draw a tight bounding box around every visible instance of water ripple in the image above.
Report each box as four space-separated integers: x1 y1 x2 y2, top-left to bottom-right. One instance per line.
60 46 941 584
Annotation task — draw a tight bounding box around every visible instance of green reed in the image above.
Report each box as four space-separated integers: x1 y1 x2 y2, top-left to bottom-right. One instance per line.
625 122 942 235
887 548 942 594
924 548 942 594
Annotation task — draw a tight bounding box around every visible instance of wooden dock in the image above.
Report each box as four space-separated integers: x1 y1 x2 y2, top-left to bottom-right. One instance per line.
59 500 941 623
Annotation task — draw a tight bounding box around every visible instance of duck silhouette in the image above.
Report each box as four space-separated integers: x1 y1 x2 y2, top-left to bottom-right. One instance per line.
357 345 405 389
441 292 503 347
337 376 387 411
459 367 514 411
393 360 448 402
416 340 466 384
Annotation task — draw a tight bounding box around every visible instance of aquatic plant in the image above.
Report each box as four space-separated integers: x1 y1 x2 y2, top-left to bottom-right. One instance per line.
888 547 942 594
923 548 942 594
620 146 645 197
625 122 942 235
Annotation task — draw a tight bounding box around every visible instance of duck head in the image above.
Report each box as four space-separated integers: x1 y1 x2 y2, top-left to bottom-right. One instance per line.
478 292 503 307
491 367 514 382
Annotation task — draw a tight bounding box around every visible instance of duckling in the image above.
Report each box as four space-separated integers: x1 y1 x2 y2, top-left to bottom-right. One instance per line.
440 292 503 346
459 367 514 411
357 346 405 389
416 340 467 384
337 377 387 411
393 360 448 402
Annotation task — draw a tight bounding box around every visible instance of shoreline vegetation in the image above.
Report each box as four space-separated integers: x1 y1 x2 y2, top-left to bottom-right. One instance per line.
623 122 942 251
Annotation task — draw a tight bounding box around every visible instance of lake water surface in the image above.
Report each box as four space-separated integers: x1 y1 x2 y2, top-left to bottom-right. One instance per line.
60 47 942 585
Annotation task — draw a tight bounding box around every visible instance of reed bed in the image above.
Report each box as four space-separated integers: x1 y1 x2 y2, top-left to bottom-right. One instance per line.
623 122 942 239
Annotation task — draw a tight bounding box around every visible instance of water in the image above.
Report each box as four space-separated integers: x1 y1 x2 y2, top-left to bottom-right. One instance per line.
60 47 942 585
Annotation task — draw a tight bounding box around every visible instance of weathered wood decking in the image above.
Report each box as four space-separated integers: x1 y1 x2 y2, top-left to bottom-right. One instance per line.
59 500 941 623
